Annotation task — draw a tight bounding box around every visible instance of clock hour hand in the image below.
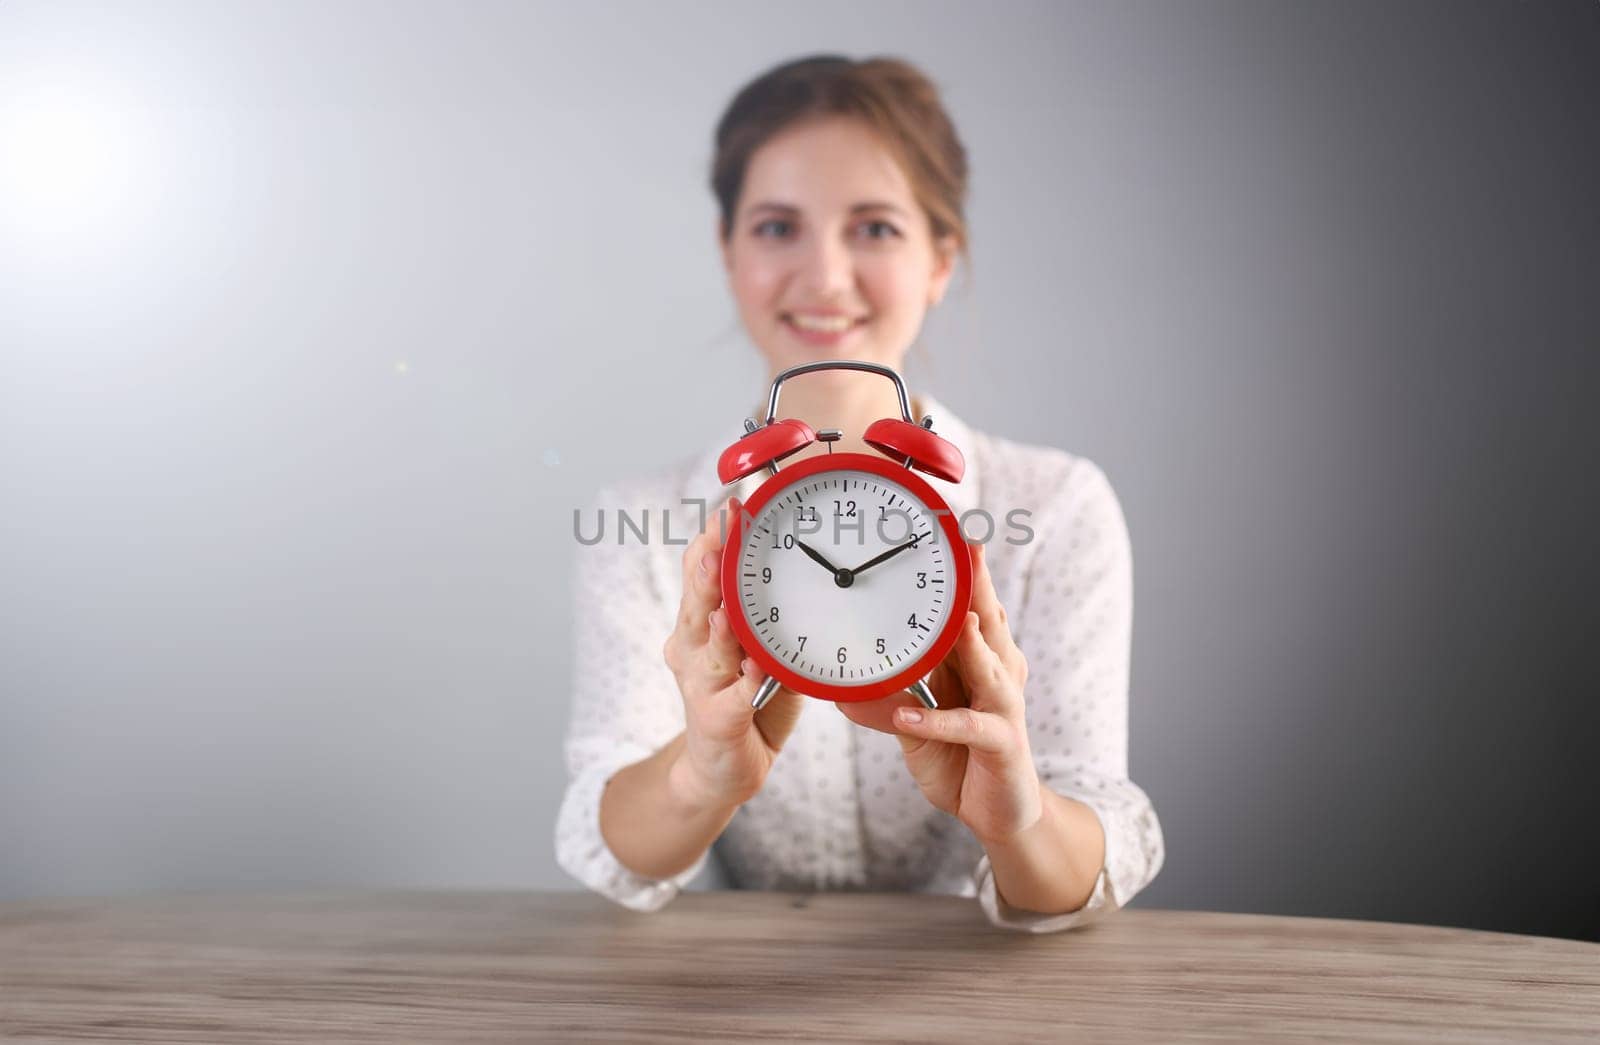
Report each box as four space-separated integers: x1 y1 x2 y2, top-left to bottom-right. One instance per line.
848 534 922 577
793 537 844 577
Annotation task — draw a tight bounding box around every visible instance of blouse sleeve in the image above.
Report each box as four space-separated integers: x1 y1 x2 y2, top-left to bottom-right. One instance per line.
971 456 1166 932
554 484 713 911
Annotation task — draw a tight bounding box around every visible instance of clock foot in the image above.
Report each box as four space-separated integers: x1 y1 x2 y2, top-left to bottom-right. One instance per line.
751 675 782 711
909 678 938 710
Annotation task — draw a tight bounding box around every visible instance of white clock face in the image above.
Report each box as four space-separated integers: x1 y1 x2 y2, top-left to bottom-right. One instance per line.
736 468 955 687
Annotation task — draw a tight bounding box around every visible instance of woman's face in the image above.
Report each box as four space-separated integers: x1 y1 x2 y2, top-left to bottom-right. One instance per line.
719 116 957 376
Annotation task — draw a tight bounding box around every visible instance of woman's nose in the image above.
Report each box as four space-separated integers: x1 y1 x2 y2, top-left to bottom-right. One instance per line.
796 233 855 297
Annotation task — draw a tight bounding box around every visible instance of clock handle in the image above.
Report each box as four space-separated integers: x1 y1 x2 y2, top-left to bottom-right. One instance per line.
751 675 783 711
763 360 914 426
908 678 939 710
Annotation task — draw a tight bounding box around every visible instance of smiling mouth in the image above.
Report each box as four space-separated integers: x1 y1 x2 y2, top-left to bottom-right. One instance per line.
782 313 869 335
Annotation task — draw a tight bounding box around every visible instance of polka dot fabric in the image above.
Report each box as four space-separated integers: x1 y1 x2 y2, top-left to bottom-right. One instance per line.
554 394 1165 931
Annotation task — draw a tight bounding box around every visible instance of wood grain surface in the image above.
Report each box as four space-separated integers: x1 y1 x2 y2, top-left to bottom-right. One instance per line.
1 890 1595 1043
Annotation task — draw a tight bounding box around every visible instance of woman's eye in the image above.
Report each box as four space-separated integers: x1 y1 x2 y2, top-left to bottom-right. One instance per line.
754 219 793 238
858 220 900 240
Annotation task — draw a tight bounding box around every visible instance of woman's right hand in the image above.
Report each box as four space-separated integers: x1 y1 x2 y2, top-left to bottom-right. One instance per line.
662 495 805 809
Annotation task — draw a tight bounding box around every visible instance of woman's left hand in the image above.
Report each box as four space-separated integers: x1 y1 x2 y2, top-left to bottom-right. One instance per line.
835 540 1043 846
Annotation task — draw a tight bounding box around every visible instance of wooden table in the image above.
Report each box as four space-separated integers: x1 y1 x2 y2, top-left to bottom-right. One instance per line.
1 891 1595 1042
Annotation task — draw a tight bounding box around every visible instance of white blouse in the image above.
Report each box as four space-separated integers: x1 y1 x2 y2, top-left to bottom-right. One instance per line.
555 393 1165 932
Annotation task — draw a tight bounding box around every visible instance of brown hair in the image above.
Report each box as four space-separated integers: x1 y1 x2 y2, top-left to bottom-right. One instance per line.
710 55 970 268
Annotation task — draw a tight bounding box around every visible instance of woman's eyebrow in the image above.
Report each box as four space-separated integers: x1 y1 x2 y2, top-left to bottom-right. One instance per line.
744 200 910 218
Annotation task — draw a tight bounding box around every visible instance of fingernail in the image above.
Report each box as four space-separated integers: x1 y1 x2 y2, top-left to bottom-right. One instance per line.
899 708 924 724
700 552 716 575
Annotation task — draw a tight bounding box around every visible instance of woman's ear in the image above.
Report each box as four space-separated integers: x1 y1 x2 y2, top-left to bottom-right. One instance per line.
928 234 958 306
717 216 733 276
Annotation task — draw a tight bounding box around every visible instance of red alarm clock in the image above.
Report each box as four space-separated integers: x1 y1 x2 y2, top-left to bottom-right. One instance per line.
716 361 973 711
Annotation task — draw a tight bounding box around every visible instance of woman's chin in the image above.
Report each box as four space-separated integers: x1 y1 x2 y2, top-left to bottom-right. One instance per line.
765 337 900 371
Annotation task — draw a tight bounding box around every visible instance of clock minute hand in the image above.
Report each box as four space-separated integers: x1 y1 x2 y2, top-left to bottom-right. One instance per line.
793 537 844 577
849 535 922 577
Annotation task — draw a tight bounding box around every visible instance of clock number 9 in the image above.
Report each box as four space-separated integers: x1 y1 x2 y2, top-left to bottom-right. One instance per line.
761 567 771 583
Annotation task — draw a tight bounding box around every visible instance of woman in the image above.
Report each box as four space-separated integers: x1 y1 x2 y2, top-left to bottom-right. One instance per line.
556 55 1164 932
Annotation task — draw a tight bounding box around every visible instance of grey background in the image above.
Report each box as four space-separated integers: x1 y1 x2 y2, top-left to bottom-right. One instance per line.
1 1 1594 941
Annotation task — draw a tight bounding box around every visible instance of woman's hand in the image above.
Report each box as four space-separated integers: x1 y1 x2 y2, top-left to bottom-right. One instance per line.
662 495 805 809
835 541 1042 846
